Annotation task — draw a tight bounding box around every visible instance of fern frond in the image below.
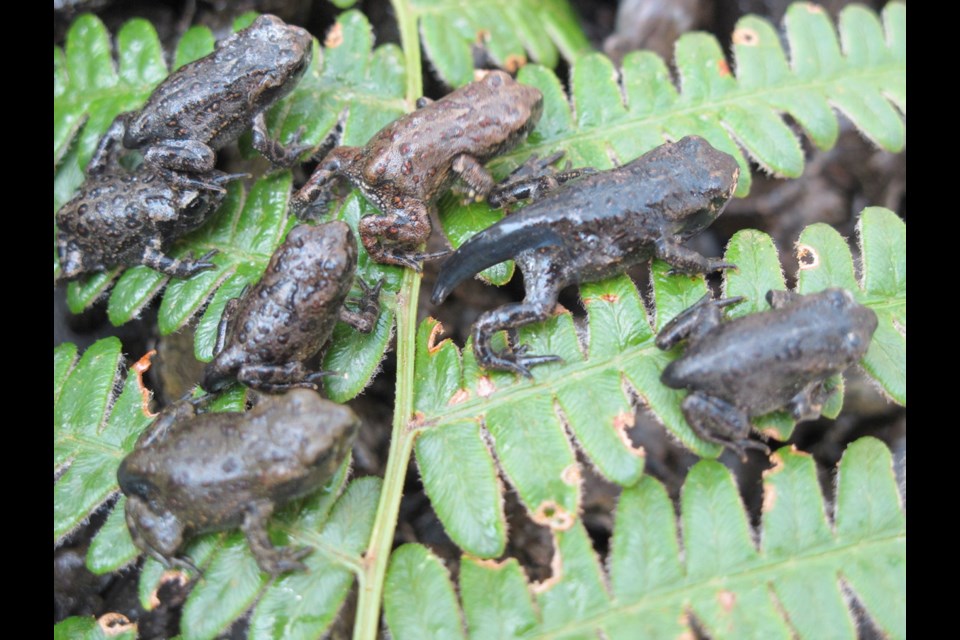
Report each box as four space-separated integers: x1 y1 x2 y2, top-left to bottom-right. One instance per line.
55 615 136 640
412 207 905 557
54 338 153 545
412 0 591 88
385 437 906 639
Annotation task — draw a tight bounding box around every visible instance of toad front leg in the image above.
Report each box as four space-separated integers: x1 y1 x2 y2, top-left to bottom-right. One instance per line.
250 112 313 168
359 200 447 271
471 248 567 377
487 152 596 209
656 294 744 350
450 154 496 202
142 242 217 279
236 362 332 393
289 147 362 219
123 496 189 570
338 277 383 333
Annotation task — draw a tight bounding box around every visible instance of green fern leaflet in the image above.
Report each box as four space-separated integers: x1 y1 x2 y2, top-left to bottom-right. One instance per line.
385 437 905 640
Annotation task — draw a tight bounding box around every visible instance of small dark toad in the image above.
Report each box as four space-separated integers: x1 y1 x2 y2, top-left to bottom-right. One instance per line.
291 70 545 269
656 288 878 458
55 121 240 281
431 135 740 376
118 389 359 575
202 221 380 393
120 14 313 186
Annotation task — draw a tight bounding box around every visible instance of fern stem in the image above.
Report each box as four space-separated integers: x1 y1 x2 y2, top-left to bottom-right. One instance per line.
353 2 423 638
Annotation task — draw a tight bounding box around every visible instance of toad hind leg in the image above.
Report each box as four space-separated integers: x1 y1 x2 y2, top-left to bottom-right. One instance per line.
243 501 312 576
142 245 217 278
338 277 383 333
251 112 313 168
681 392 770 461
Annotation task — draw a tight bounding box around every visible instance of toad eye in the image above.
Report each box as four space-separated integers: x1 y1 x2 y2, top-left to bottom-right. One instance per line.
117 463 155 499
842 331 863 353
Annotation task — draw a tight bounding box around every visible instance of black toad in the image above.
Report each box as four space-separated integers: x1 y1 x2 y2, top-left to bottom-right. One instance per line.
431 135 740 376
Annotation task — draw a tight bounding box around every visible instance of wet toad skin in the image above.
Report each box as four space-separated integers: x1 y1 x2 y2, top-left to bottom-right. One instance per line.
431 135 740 376
55 14 312 282
118 389 359 575
202 221 380 393
121 14 313 184
656 288 878 458
291 70 544 270
55 118 240 282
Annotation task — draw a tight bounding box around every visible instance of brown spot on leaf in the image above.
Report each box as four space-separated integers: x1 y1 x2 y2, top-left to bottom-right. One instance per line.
477 376 496 398
762 483 778 513
717 590 736 612
601 293 620 303
531 542 564 593
532 500 575 530
97 612 135 636
764 449 787 477
796 244 819 270
427 320 445 353
132 350 158 418
409 411 428 429
805 3 824 12
613 411 646 456
448 388 470 405
717 59 731 77
553 303 570 316
760 427 782 440
504 54 527 73
473 557 509 569
561 463 581 486
475 29 491 44
325 22 344 48
733 27 759 46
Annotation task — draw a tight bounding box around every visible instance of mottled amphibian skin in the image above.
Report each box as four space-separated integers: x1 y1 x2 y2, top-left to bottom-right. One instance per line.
431 136 740 376
55 15 312 282
120 14 313 186
656 288 878 458
55 121 240 282
291 70 544 269
118 389 359 575
202 221 380 393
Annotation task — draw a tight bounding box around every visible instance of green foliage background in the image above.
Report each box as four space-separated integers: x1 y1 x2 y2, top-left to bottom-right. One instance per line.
55 2 905 639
